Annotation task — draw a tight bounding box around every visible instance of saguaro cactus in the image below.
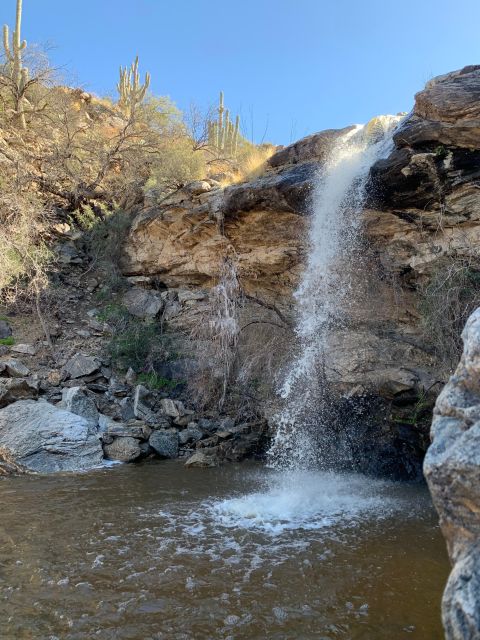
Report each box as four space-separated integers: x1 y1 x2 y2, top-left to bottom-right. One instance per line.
3 0 29 129
208 91 240 157
117 56 150 118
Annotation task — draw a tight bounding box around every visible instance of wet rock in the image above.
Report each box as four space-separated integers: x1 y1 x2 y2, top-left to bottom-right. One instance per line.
61 387 99 427
0 359 30 378
185 450 218 468
149 430 179 459
122 287 163 318
103 436 142 462
268 126 355 167
11 343 36 356
64 353 101 380
0 320 12 340
0 400 103 472
424 308 480 639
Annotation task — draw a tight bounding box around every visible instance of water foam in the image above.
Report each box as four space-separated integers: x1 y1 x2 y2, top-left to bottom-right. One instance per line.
211 471 397 534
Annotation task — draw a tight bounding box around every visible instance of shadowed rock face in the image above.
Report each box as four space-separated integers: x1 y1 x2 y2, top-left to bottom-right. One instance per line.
424 308 480 640
121 66 480 480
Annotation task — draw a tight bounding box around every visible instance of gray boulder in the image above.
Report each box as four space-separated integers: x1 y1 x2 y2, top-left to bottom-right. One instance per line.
424 307 480 639
64 353 101 379
61 387 99 427
103 436 142 462
0 400 103 472
179 424 204 445
0 378 38 408
0 358 30 378
122 287 162 318
149 430 179 459
11 343 36 356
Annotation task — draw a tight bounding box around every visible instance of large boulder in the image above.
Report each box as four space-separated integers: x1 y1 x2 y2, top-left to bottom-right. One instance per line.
424 308 480 639
0 400 104 472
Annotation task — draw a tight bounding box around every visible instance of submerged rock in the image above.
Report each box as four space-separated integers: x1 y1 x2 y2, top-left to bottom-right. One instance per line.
424 308 480 639
0 400 103 472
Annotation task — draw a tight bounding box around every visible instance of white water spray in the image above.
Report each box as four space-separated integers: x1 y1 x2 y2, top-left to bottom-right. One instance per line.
269 115 402 470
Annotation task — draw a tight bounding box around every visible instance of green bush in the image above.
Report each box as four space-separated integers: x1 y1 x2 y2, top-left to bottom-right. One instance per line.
0 336 14 346
136 372 181 391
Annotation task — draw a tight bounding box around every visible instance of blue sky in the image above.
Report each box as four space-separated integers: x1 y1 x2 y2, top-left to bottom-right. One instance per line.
2 0 479 145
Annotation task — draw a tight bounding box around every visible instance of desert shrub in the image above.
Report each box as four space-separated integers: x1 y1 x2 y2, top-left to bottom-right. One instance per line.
0 188 53 303
0 337 14 346
419 255 480 372
136 372 180 391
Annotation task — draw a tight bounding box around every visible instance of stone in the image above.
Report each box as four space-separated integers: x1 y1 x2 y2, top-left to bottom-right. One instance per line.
0 400 103 472
122 287 162 318
184 450 218 468
424 308 480 639
0 379 38 408
64 353 101 380
133 384 158 425
149 430 179 459
61 387 99 427
103 436 142 462
0 320 12 340
160 398 181 418
119 396 135 421
10 343 36 356
125 367 136 385
183 180 212 196
178 425 204 445
0 359 30 378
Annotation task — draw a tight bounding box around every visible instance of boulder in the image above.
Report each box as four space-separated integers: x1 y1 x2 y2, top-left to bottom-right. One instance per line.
179 424 204 445
122 287 162 318
0 400 103 472
133 384 158 425
61 387 99 427
11 343 36 356
0 378 38 408
184 450 218 468
103 436 142 462
64 353 101 380
149 430 179 459
0 358 30 378
0 320 12 340
424 308 480 639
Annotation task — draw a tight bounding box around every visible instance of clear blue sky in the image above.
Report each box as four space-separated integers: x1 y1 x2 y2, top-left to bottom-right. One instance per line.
2 0 479 145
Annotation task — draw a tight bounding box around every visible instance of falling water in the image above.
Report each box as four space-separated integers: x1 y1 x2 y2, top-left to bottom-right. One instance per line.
268 115 402 470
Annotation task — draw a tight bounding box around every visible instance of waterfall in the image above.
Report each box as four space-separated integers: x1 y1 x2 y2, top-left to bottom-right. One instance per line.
268 116 402 470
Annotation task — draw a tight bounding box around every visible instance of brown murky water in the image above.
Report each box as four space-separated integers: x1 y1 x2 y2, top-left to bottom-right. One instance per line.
0 461 448 639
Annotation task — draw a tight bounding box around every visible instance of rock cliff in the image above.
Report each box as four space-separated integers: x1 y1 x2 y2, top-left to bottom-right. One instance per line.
121 65 480 479
424 307 480 640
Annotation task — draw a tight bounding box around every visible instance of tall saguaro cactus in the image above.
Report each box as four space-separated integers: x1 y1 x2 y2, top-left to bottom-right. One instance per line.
3 0 29 129
208 91 240 158
117 56 150 118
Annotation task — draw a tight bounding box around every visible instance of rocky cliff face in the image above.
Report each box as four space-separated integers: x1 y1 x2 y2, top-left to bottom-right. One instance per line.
121 65 480 479
424 308 480 640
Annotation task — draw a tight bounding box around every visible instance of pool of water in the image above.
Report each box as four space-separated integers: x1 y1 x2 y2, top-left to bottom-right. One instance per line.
0 461 449 639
